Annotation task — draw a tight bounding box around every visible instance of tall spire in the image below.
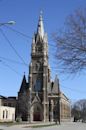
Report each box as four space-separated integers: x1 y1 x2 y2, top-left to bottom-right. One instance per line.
37 11 44 39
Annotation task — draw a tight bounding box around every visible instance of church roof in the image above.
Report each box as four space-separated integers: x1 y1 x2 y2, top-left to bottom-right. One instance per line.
19 74 28 92
47 75 60 96
60 92 70 101
52 75 60 94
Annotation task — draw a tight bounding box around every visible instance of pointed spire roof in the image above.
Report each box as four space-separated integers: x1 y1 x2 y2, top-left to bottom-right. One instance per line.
19 74 27 92
52 75 60 94
37 11 44 39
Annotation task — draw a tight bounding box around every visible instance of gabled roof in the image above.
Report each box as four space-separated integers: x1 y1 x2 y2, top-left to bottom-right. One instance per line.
32 92 41 104
0 95 7 99
61 92 70 101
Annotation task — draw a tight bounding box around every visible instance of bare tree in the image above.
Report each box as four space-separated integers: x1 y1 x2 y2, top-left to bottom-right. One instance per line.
72 99 86 122
54 9 86 74
72 105 81 121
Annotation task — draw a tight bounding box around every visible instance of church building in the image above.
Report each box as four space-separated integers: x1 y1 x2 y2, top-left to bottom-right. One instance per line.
17 13 71 122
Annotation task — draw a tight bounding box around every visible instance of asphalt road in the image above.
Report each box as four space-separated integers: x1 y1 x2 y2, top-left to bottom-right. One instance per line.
0 122 86 130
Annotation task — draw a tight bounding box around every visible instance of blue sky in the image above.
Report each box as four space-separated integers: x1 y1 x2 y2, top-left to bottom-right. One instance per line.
0 0 86 103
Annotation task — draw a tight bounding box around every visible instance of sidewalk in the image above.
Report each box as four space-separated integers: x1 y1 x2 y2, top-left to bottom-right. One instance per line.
0 121 86 130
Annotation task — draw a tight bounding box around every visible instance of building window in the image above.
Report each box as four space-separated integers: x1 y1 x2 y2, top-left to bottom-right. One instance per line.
8 103 12 107
6 110 8 119
4 103 7 106
34 79 42 92
3 110 5 119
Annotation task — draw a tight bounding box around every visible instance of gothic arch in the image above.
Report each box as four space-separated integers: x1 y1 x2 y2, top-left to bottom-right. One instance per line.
3 110 5 119
31 102 43 121
3 109 8 119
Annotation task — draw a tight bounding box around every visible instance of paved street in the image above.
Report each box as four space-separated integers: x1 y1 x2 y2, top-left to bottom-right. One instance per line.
0 122 86 130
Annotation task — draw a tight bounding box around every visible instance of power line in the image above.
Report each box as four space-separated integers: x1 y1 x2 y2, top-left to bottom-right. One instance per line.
0 28 27 66
0 60 22 76
61 84 86 94
49 43 56 47
0 56 28 66
5 25 32 39
4 25 56 48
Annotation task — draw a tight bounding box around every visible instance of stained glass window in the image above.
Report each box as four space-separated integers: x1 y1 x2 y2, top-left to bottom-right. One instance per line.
35 79 42 91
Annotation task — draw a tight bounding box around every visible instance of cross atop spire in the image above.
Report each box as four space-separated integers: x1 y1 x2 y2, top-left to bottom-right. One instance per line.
37 11 44 39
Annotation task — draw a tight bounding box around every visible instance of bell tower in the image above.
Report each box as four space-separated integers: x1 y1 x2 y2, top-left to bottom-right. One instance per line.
29 12 50 122
17 12 71 123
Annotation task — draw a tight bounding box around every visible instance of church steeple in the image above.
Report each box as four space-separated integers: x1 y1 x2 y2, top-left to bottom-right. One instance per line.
17 12 71 123
37 11 44 39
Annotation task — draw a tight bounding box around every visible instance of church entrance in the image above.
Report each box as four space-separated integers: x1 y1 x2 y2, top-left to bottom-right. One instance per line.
34 112 41 121
33 104 42 121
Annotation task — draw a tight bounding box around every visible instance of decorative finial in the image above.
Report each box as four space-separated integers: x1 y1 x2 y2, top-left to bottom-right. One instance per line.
39 10 43 21
40 10 43 16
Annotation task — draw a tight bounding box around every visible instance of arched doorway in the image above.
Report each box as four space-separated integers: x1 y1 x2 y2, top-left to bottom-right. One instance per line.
33 104 43 121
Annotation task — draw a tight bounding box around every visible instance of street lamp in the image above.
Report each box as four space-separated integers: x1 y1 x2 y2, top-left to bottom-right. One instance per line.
0 21 16 26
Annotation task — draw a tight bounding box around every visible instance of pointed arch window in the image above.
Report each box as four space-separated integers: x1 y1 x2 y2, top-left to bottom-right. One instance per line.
34 79 42 92
3 110 5 119
6 110 8 119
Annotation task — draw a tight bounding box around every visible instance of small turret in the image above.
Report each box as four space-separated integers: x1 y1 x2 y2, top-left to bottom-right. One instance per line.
19 74 27 93
52 75 60 94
